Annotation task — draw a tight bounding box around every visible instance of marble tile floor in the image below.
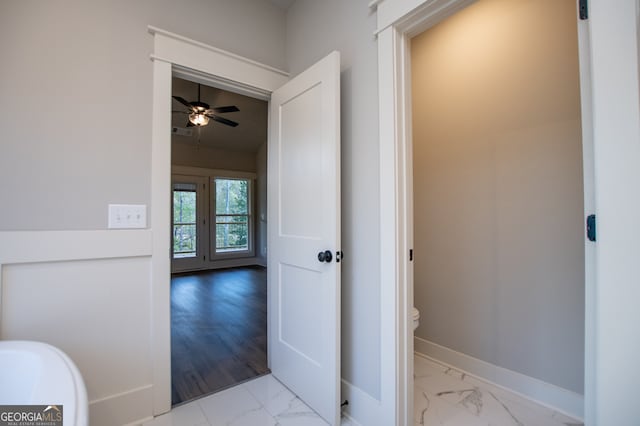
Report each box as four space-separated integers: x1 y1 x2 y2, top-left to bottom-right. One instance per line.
142 355 584 426
142 373 354 426
413 355 584 426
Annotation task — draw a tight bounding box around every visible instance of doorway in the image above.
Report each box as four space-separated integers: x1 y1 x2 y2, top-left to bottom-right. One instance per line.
169 77 270 405
150 30 342 424
409 0 587 420
374 0 594 423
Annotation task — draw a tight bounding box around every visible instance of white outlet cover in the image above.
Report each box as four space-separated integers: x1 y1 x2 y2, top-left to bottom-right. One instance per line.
108 204 147 229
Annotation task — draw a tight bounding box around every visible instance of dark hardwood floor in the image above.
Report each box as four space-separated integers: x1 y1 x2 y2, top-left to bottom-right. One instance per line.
171 266 269 406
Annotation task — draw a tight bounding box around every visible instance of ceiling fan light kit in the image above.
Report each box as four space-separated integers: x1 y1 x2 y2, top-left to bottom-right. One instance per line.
188 112 209 126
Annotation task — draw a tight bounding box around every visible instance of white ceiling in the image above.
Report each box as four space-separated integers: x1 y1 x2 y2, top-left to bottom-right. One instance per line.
171 77 268 153
268 0 296 11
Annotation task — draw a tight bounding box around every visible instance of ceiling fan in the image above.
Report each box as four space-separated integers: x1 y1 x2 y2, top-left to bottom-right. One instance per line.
172 84 240 128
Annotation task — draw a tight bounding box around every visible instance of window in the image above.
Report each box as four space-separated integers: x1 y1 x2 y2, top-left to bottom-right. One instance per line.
171 171 255 272
214 178 252 254
173 183 198 258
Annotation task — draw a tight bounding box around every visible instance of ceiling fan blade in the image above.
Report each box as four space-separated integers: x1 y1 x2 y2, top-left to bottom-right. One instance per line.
172 96 193 109
210 105 239 114
207 114 239 127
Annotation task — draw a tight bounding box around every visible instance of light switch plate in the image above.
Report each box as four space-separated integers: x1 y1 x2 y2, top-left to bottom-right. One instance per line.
108 204 147 229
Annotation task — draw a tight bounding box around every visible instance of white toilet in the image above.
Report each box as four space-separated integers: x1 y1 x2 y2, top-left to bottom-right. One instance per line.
412 307 420 331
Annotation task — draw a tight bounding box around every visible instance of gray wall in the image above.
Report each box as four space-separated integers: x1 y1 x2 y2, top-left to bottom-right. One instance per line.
172 142 258 172
411 0 585 393
0 5 284 420
286 0 381 399
0 0 286 231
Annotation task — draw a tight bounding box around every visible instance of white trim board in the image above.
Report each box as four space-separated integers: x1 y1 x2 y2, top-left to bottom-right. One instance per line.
149 26 289 98
373 0 475 36
0 229 152 318
148 26 288 78
414 337 584 420
0 230 152 265
377 23 411 426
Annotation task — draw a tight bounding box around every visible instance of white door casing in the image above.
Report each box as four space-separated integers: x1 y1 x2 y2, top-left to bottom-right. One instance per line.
268 51 341 425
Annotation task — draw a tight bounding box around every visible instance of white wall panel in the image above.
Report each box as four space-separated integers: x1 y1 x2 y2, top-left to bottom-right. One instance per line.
1 255 153 425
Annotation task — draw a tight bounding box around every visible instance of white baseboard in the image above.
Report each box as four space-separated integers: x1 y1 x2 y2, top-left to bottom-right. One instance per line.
340 380 382 426
172 257 265 274
414 337 584 420
89 385 153 426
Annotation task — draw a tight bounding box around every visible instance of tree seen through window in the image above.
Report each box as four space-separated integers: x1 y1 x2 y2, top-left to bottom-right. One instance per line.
173 188 197 257
215 178 249 252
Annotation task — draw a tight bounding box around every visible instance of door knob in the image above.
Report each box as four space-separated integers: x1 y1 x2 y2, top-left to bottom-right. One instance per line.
317 250 333 263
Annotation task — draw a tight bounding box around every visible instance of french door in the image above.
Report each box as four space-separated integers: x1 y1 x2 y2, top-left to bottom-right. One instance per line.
171 175 207 272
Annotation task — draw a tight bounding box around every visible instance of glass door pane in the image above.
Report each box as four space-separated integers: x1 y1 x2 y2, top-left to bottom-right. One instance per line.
172 177 207 272
173 184 197 258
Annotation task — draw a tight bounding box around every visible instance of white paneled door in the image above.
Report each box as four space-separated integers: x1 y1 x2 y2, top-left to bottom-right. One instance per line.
268 51 341 425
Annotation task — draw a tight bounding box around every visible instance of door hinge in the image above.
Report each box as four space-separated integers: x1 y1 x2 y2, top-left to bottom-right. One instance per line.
409 249 413 262
579 0 588 20
586 214 596 242
336 250 344 263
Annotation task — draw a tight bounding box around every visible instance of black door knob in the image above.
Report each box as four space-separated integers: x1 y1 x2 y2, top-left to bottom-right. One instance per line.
317 250 333 263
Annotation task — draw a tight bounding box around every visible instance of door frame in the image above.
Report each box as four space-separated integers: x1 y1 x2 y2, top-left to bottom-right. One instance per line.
149 26 289 414
374 0 596 424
